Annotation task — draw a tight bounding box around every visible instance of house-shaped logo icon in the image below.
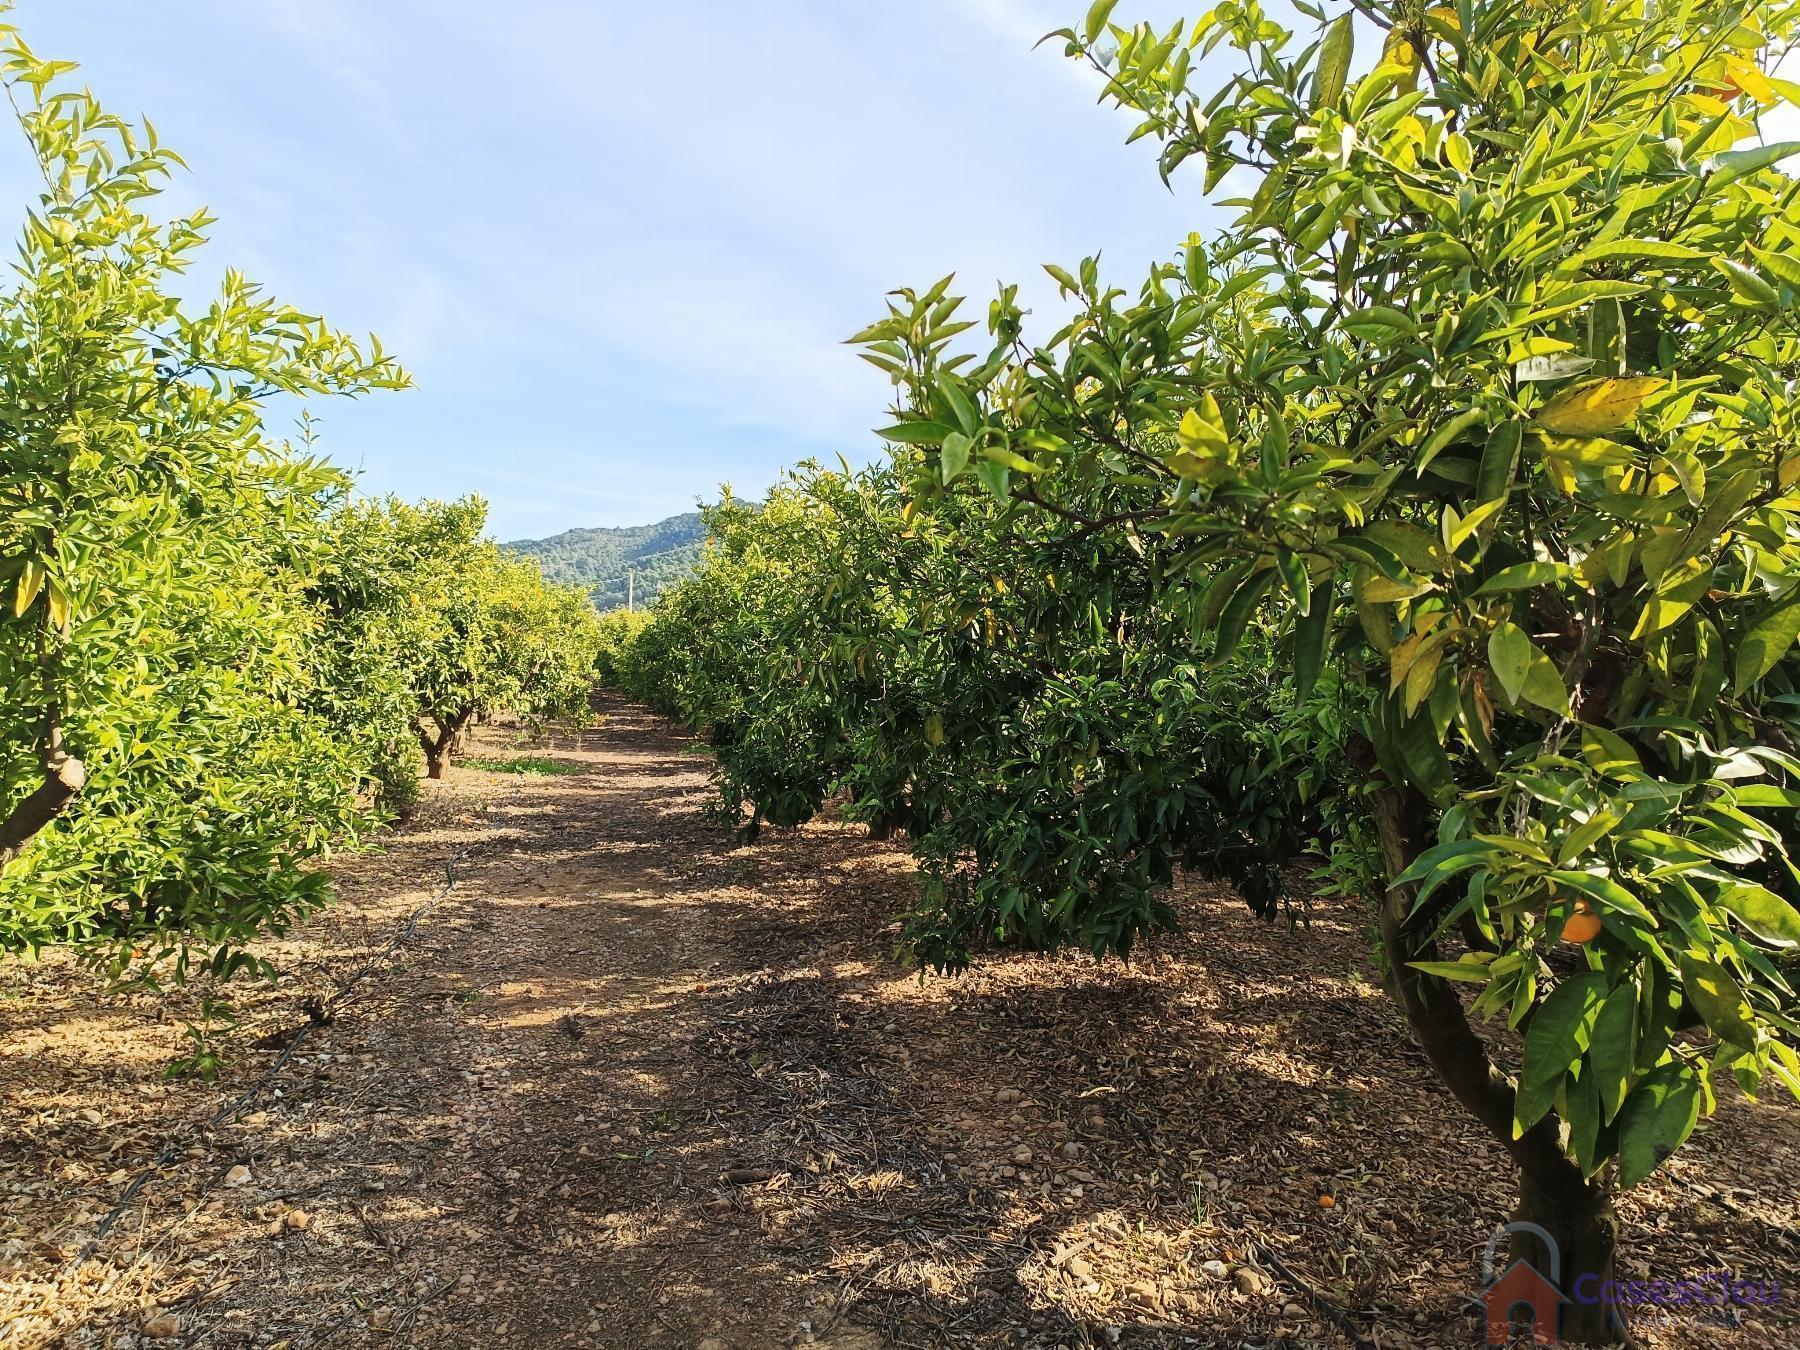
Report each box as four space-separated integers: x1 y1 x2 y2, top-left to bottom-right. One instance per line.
1485 1257 1567 1345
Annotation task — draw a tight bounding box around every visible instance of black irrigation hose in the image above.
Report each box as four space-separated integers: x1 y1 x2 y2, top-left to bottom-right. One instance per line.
1251 1240 1378 1350
72 784 517 1264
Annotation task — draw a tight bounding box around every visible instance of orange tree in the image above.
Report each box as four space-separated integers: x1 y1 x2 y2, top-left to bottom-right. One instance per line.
614 459 1348 960
0 16 407 978
858 0 1800 1339
351 497 603 780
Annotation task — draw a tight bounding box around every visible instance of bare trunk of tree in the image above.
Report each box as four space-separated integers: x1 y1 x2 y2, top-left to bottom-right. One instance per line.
866 801 909 841
417 706 475 783
1513 1168 1624 1345
0 752 86 862
2 624 85 863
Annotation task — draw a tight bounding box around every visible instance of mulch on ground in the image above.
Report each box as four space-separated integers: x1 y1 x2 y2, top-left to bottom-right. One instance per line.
2 695 1795 1348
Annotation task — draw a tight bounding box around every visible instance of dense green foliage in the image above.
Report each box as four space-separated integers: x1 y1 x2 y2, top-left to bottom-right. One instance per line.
0 24 602 981
401 497 606 778
508 511 705 611
0 25 405 976
613 1 1800 1336
315 495 605 791
612 470 1366 968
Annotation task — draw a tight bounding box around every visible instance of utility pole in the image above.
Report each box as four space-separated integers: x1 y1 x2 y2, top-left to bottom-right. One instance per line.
626 567 635 613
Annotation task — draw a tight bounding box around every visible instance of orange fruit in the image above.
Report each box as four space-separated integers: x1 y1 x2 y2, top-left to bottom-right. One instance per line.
1561 899 1603 945
1317 1194 1336 1208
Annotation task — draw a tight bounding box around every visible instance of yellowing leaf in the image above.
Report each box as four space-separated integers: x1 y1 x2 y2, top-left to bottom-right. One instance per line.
1534 377 1667 435
1178 393 1231 456
1506 336 1574 362
1724 55 1776 104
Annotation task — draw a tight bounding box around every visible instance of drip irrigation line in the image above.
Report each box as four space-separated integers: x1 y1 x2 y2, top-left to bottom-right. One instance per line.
72 780 520 1264
1251 1239 1378 1349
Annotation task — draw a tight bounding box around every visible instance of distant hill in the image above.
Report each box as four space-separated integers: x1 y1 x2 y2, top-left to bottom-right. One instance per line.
506 512 706 611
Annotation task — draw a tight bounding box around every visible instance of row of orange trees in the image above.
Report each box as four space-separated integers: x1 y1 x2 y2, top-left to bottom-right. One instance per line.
0 20 602 985
609 2 1800 1341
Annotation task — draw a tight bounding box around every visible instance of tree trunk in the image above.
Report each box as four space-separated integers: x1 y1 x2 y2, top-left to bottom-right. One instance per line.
1352 736 1627 1346
0 754 86 862
867 804 907 841
417 707 474 781
1513 1169 1626 1345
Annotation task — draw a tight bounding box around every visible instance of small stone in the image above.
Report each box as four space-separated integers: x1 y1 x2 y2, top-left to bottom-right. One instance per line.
1064 1256 1094 1281
994 1088 1021 1105
1283 1301 1306 1318
224 1164 252 1187
1202 1259 1229 1279
697 1340 730 1350
370 1307 394 1330
284 1209 312 1231
1012 1146 1034 1165
1233 1267 1266 1297
1059 1141 1082 1159
143 1312 180 1338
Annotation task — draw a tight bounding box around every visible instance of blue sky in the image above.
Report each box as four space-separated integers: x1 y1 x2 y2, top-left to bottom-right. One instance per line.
8 5 1793 541
2 0 1236 540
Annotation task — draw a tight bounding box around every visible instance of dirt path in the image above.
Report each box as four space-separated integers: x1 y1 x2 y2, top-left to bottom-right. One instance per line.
4 696 1799 1348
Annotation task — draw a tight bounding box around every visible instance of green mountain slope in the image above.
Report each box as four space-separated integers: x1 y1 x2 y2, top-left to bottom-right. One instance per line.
506 512 706 611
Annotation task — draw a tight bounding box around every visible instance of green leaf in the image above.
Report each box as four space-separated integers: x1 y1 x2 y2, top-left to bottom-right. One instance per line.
1565 1065 1603 1175
936 373 979 436
1589 984 1638 1124
1211 567 1276 665
1750 245 1800 292
1293 581 1331 703
1714 257 1780 309
1473 562 1572 595
1678 955 1758 1049
1406 959 1493 983
1082 0 1120 42
1709 140 1800 188
1733 602 1800 694
980 446 1042 474
1416 408 1486 475
1567 238 1709 267
1341 305 1417 342
1714 883 1800 949
1487 622 1532 704
878 420 953 446
1581 726 1642 779
1515 973 1607 1134
1178 393 1232 456
1275 547 1311 612
1616 1061 1700 1187
940 431 973 484
1476 422 1522 504
1549 870 1656 925
973 458 1010 501
1313 14 1353 110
